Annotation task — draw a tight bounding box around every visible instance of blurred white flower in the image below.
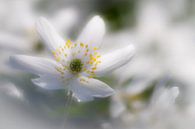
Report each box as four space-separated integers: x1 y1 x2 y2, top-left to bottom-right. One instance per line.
10 16 135 102
110 90 126 118
110 77 154 118
149 86 179 111
0 0 78 52
135 1 195 109
110 0 195 90
135 86 179 129
109 77 180 129
0 82 24 101
135 0 195 84
99 1 168 84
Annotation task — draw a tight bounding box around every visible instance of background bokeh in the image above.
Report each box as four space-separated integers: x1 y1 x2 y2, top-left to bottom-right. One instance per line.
1 0 195 129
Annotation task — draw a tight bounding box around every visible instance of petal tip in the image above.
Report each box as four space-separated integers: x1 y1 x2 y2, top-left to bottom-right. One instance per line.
129 44 136 53
106 87 115 96
93 15 102 20
92 15 105 27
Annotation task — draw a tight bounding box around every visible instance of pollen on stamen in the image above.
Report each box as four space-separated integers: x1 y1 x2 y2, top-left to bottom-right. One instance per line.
66 40 73 48
92 67 97 70
80 43 84 48
93 47 98 51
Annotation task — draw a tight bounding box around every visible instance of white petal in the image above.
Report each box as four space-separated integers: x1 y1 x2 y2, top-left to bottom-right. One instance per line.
77 16 105 48
36 17 65 51
10 55 59 75
69 76 114 102
110 92 126 118
95 44 135 76
32 75 65 90
151 86 179 109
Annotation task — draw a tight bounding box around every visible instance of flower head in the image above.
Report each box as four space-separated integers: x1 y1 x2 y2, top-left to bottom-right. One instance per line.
10 15 135 102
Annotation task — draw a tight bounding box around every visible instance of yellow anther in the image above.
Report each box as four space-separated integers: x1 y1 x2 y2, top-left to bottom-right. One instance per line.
97 55 101 58
66 40 72 48
89 61 93 65
92 67 97 70
56 57 61 62
97 61 101 64
80 43 84 47
93 47 98 51
90 57 97 61
88 75 93 78
52 51 56 54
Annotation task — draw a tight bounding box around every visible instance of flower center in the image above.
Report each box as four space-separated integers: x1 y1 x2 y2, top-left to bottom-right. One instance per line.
69 59 83 74
53 40 102 78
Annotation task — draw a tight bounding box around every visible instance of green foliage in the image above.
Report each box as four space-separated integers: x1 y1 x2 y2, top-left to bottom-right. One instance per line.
94 0 137 31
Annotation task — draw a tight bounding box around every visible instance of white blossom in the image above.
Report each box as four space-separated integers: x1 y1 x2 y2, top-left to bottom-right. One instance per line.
10 16 135 102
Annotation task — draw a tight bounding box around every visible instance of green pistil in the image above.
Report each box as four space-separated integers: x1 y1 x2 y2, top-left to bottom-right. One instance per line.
69 59 83 74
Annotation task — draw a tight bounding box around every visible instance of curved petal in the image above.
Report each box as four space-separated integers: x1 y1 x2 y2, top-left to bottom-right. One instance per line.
32 75 65 90
69 76 114 102
95 44 135 76
10 55 59 75
36 17 65 51
76 16 105 48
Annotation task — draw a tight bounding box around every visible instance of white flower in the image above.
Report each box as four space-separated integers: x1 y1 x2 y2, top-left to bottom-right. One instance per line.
10 16 135 102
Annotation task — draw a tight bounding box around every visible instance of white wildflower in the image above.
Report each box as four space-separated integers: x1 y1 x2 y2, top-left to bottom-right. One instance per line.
10 16 135 102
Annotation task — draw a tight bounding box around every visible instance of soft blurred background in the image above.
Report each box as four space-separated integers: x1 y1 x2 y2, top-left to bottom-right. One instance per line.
1 0 195 129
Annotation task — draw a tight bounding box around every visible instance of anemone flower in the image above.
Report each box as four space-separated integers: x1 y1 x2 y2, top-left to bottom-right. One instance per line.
10 16 135 102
